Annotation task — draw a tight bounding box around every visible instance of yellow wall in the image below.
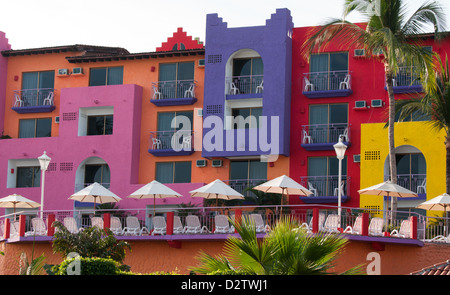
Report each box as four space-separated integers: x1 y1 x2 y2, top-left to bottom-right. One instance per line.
360 121 446 211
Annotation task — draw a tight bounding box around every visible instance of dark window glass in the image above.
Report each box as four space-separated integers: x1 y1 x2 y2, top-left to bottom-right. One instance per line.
87 115 113 135
19 118 52 138
16 166 40 187
84 164 110 185
156 162 191 183
89 67 123 86
232 107 262 129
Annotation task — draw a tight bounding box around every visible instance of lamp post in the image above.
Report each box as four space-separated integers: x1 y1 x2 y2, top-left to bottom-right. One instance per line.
333 138 347 228
38 151 51 218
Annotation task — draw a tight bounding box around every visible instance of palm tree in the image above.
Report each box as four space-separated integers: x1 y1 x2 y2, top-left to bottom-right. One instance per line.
301 0 446 213
396 55 450 192
190 216 364 275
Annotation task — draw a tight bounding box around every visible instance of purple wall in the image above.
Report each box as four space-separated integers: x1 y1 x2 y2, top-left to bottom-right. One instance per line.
202 9 293 158
0 32 11 136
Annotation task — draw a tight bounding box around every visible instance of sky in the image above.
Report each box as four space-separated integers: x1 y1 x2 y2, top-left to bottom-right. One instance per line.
1 0 449 53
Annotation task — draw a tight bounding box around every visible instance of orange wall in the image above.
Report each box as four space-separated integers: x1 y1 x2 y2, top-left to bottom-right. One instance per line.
0 239 447 275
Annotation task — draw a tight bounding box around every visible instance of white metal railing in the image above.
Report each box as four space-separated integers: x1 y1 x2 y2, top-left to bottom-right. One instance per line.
12 88 55 108
225 75 264 95
151 80 196 100
149 130 193 151
303 71 351 92
302 123 350 144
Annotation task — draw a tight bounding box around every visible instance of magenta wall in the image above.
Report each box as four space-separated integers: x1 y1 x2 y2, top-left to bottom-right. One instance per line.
0 32 11 136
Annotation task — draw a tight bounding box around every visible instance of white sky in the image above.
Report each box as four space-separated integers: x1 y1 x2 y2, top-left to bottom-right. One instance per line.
1 0 449 53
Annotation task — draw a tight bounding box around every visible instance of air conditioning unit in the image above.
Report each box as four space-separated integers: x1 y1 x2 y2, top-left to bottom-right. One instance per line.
354 49 365 57
353 154 361 163
196 159 207 167
55 116 60 124
211 160 223 167
57 68 69 76
371 99 384 108
72 67 84 75
354 100 367 109
198 59 205 67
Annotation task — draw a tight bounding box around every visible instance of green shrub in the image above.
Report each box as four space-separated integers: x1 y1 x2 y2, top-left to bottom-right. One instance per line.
53 257 121 275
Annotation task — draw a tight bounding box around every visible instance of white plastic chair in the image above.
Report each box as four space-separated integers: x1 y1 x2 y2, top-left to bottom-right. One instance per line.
124 216 149 236
214 215 233 234
110 217 124 235
302 130 312 144
417 178 426 194
323 214 340 233
14 93 24 107
334 181 345 197
182 136 192 150
390 218 411 238
230 82 240 95
339 127 349 142
151 216 167 235
299 212 325 233
256 80 264 93
152 85 162 99
43 91 54 106
91 217 104 229
173 216 184 234
63 217 83 234
184 83 195 98
343 216 362 235
368 217 384 236
304 77 314 91
308 182 318 197
249 214 271 233
339 74 351 89
184 215 210 234
152 137 162 150
25 218 47 236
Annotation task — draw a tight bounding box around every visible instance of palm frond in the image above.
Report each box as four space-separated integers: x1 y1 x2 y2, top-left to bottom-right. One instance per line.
402 0 447 36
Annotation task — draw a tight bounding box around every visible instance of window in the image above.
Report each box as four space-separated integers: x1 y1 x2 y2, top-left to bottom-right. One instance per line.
89 67 123 86
309 52 348 91
156 162 191 183
159 62 194 98
16 166 40 188
19 118 52 138
232 107 262 129
156 111 193 149
395 153 426 192
309 104 348 143
308 156 347 196
87 115 113 135
232 57 263 94
84 164 110 187
229 160 267 196
21 71 55 106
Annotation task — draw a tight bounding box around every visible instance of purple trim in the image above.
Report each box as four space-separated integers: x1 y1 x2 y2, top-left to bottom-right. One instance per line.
148 148 194 157
150 97 197 106
385 85 423 94
346 234 424 247
301 141 351 151
299 195 349 204
226 93 262 100
12 105 56 114
302 89 352 98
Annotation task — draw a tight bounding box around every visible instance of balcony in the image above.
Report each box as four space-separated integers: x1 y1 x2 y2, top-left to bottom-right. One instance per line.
148 130 194 157
298 176 350 204
385 174 427 201
225 75 264 100
386 67 423 94
301 123 350 151
150 80 197 106
12 88 56 114
302 71 352 98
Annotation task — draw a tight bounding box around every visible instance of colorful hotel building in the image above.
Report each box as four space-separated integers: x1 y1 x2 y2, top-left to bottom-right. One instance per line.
0 8 449 222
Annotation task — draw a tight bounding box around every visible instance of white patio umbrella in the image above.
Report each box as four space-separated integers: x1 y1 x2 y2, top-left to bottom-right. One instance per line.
127 180 182 214
0 194 40 217
358 180 418 227
253 175 312 214
189 179 244 207
417 193 450 235
69 182 121 212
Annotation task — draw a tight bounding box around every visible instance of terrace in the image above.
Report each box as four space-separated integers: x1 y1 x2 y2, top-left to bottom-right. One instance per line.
11 88 56 114
148 130 194 156
301 123 350 151
150 80 197 106
302 71 352 98
3 204 449 249
225 75 264 99
387 66 423 94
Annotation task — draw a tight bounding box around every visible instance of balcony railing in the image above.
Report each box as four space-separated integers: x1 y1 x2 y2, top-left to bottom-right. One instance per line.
150 80 197 106
12 88 56 113
388 66 423 93
148 130 194 156
301 123 350 150
302 71 352 98
394 174 426 195
225 75 264 97
299 176 350 203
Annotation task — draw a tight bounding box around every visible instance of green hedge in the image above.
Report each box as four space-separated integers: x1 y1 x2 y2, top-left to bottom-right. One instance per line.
53 257 121 275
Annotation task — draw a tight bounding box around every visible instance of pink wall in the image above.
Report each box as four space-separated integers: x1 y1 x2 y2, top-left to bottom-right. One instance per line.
0 32 11 136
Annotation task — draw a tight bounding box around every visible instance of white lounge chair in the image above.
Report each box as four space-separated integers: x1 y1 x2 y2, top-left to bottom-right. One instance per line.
25 218 47 236
368 217 385 236
152 216 167 235
123 216 150 236
323 214 341 233
184 215 210 234
425 233 450 243
249 214 271 233
91 217 104 229
214 215 233 234
9 221 20 238
63 217 84 234
173 216 184 234
343 216 363 235
390 218 411 238
299 212 325 233
110 217 124 235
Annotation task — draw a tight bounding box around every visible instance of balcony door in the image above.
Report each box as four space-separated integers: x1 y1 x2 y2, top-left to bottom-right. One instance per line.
310 52 348 91
159 62 194 98
156 111 193 149
229 160 267 196
232 57 263 94
308 156 347 196
309 104 348 144
22 71 54 106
